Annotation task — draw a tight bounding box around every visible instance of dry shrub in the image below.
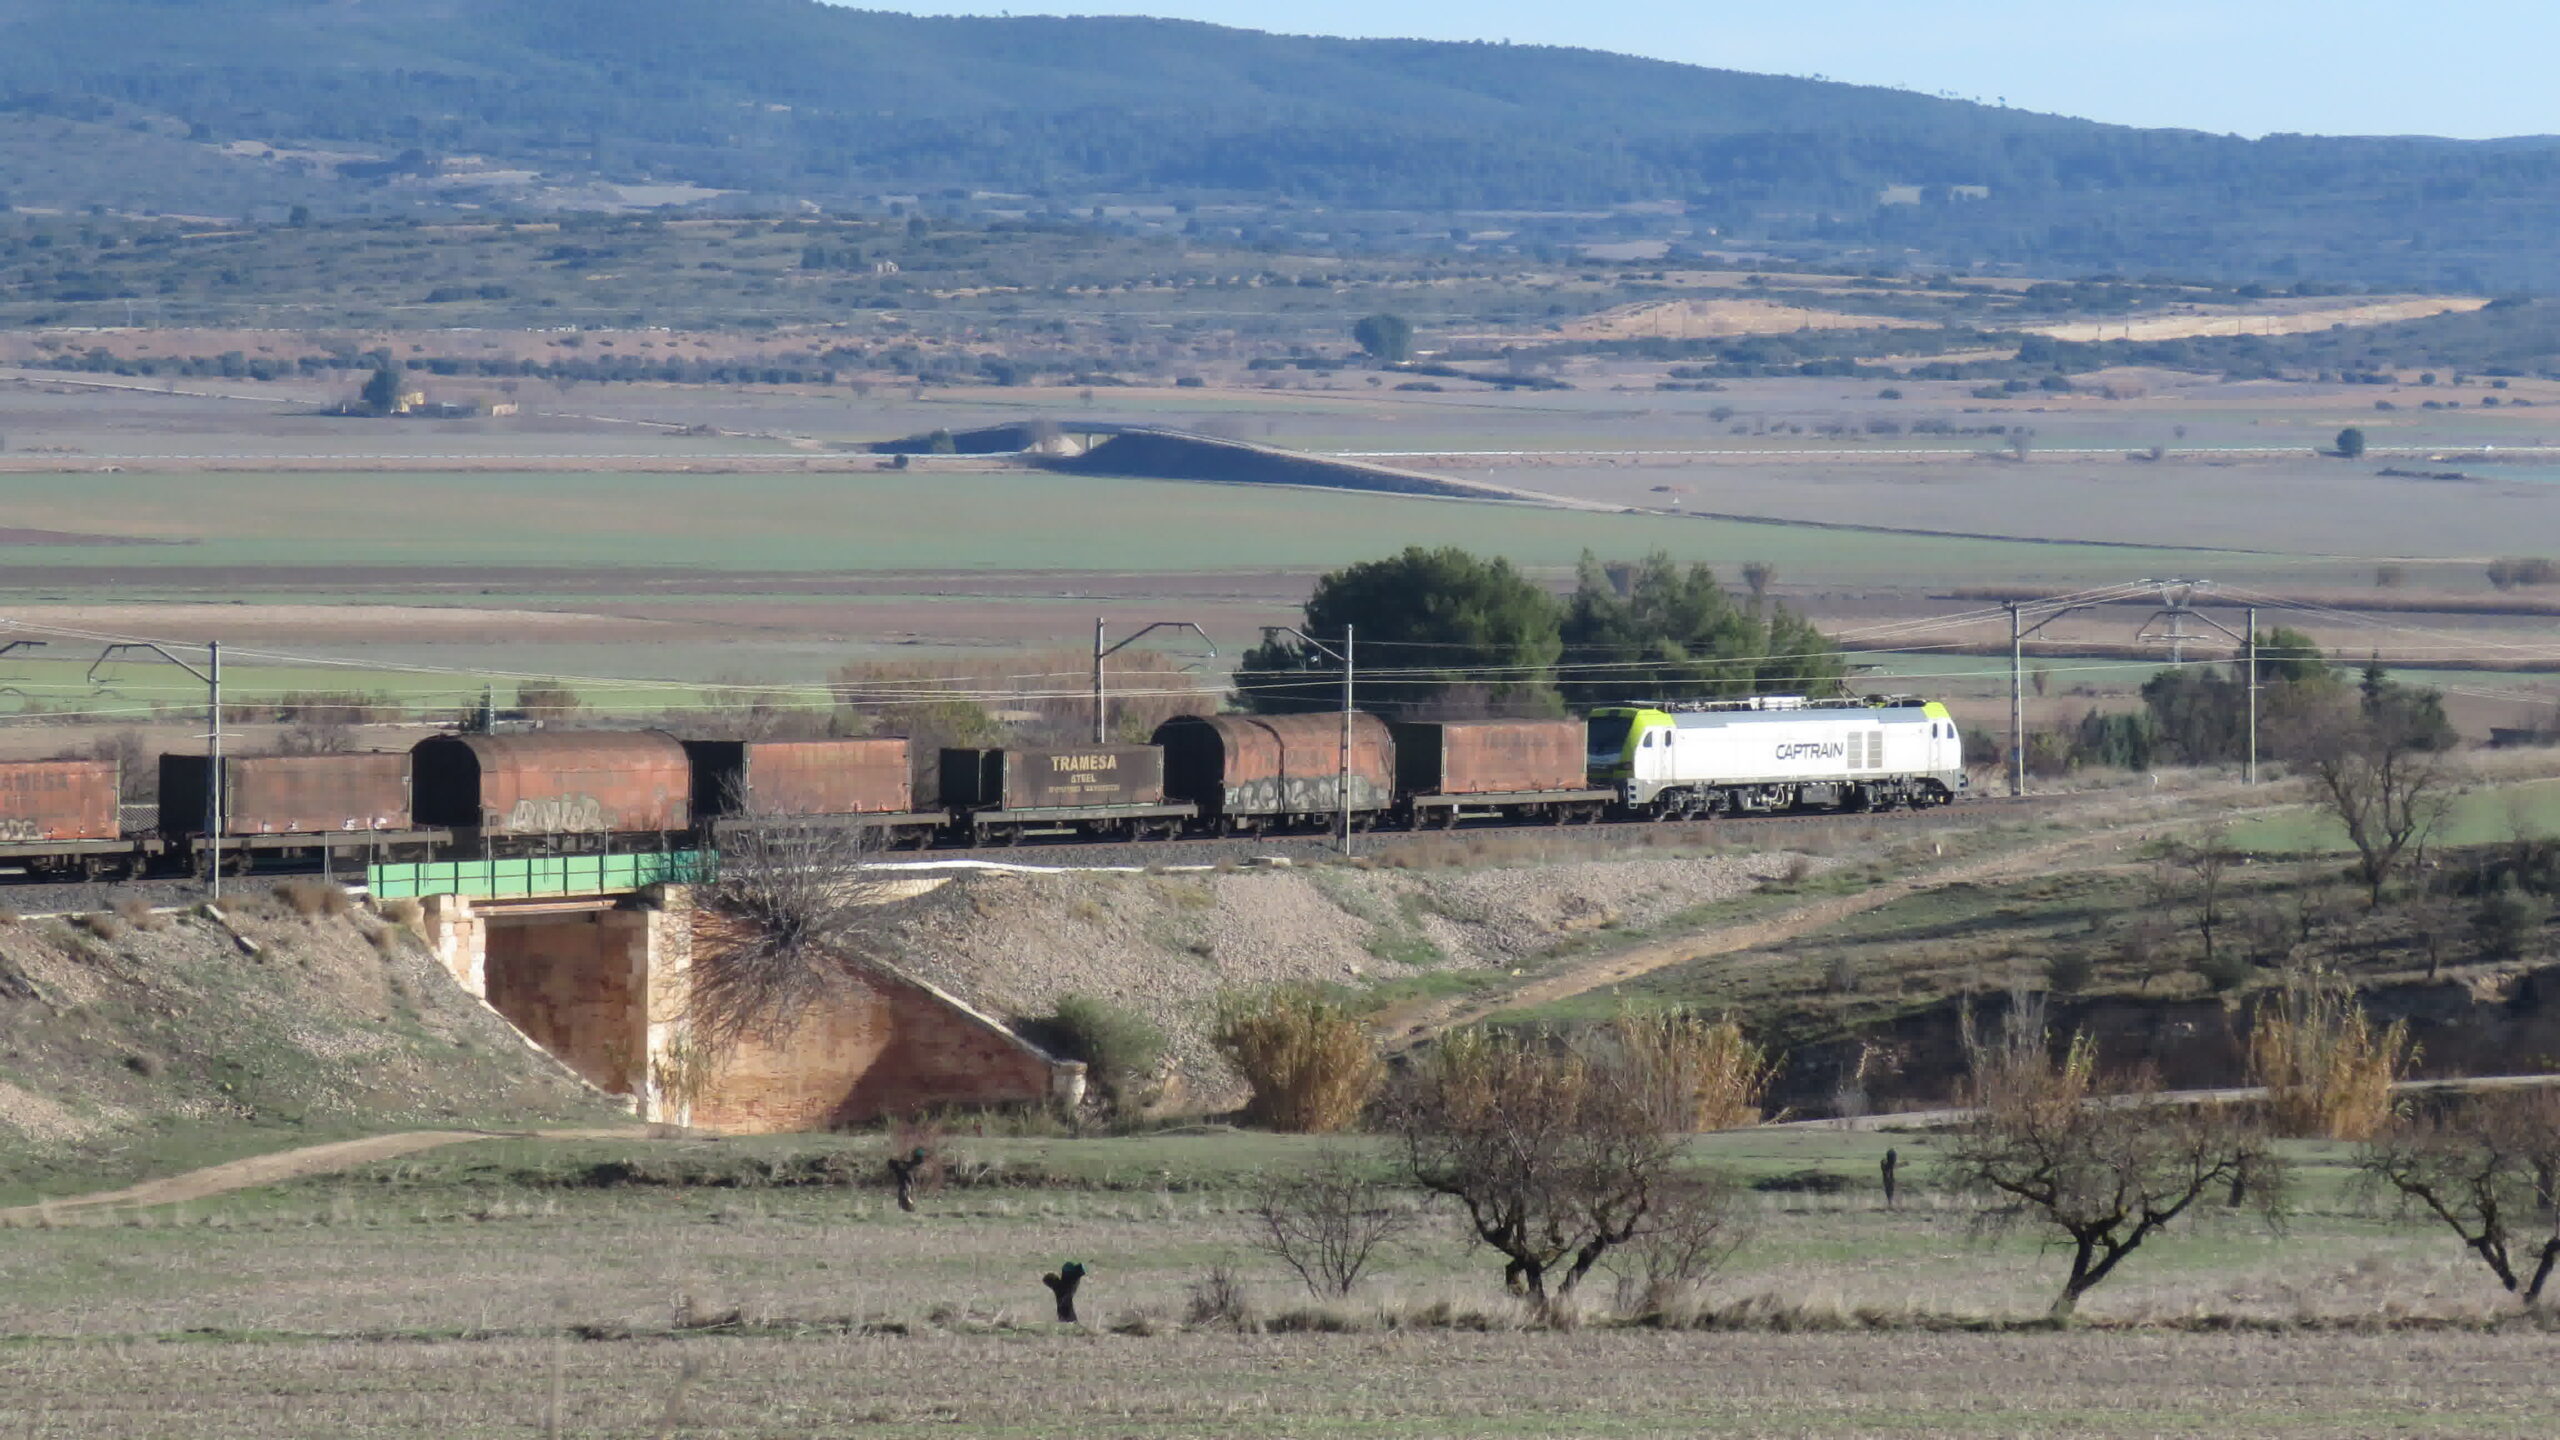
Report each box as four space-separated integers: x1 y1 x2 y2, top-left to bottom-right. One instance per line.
2248 964 2412 1140
1212 985 1383 1133
0 907 22 927
1960 990 2097 1126
1611 1008 1773 1132
273 879 355 920
1184 1264 1256 1330
113 897 168 932
378 897 424 929
71 911 125 942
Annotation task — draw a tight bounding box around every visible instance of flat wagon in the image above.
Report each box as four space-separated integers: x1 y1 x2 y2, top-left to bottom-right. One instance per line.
938 744 1191 843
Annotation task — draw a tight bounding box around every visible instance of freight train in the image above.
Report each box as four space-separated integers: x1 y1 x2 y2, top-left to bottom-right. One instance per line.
0 697 1962 878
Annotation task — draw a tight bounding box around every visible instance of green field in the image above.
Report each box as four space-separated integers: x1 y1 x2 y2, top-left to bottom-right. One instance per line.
2231 777 2560 853
0 469 2259 585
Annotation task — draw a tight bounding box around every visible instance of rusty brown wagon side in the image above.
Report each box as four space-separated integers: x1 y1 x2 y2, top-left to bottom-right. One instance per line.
683 737 943 847
1152 712 1394 830
684 738 914 817
1389 718 1614 826
160 753 411 835
412 732 690 836
0 759 121 843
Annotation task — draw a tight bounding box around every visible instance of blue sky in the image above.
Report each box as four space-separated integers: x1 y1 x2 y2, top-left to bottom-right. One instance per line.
844 1 2555 139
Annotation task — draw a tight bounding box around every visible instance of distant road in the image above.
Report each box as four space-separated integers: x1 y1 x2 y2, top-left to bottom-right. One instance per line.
1329 446 2560 461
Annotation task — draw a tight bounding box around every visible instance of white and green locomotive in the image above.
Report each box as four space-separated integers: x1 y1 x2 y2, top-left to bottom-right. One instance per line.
1586 696 1965 819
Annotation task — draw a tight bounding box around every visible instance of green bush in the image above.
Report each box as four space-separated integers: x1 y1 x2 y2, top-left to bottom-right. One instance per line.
1041 994 1165 1115
2474 877 2550 961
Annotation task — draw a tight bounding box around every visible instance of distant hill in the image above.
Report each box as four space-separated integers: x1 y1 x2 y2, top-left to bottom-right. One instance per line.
4 0 2560 288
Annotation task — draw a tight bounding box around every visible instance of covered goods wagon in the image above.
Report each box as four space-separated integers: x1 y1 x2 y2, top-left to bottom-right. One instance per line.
1152 712 1394 831
1389 719 1612 825
0 759 121 844
412 731 690 836
160 752 411 836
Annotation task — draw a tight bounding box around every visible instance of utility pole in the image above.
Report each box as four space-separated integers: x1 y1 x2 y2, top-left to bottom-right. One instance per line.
2005 599 2092 798
90 641 223 899
1265 624 1356 855
2135 581 2250 779
1091 619 1215 745
2242 604 2263 784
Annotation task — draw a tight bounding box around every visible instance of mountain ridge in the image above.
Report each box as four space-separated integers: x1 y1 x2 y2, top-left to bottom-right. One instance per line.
3 1 2558 288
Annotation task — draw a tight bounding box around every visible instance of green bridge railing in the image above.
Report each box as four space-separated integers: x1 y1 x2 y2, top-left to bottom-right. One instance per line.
367 849 712 900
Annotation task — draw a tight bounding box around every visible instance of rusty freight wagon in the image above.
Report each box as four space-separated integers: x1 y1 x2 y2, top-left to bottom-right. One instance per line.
412 731 690 843
0 758 133 876
684 738 944 847
160 751 432 874
1152 712 1394 834
1389 719 1613 827
938 744 1191 843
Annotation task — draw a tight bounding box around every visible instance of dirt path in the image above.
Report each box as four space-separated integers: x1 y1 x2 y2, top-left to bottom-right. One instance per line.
1378 795 2231 1047
0 1126 652 1219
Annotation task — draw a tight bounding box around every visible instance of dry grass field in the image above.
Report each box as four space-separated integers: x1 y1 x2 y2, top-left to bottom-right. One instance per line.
2 1130 2554 1437
11 1328 2560 1438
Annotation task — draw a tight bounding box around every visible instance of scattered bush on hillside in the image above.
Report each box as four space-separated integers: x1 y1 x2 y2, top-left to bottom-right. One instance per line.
2246 964 2411 1140
72 911 124 942
2044 951 2096 994
1212 985 1382 1133
1037 993 1166 1117
113 897 167 932
2473 876 2550 960
274 879 356 920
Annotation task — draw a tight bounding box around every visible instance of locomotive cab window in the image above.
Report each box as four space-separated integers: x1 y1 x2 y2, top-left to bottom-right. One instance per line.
1586 714 1634 755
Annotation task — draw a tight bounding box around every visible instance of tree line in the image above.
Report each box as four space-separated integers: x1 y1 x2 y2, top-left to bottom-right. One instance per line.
1235 547 1846 717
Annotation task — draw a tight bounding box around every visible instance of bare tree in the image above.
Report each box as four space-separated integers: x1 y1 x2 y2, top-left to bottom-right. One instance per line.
2362 1091 2560 1310
1391 1027 1706 1311
2173 826 2237 976
1943 1002 2285 1323
1602 1173 1748 1317
2286 703 2461 907
1249 1147 1414 1298
686 810 892 1055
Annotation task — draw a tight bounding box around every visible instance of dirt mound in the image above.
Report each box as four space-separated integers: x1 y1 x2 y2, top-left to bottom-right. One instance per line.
2028 296 2488 343
1530 298 1930 343
878 852 1804 1109
0 889 622 1199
